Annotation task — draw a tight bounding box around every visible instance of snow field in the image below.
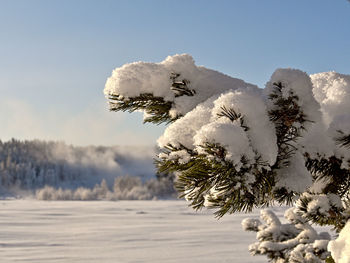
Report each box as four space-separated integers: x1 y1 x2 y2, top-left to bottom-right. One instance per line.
0 200 278 263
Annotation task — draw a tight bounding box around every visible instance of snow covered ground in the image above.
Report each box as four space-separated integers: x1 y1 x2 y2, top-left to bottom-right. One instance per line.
0 200 286 263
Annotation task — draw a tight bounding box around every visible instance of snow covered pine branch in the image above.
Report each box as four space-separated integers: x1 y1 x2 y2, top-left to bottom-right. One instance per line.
104 54 350 263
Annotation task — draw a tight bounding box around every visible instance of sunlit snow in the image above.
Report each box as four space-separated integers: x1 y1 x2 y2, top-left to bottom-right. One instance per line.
0 200 280 263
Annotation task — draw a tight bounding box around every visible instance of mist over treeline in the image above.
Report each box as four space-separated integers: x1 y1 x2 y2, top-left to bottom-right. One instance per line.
36 176 175 201
0 139 175 199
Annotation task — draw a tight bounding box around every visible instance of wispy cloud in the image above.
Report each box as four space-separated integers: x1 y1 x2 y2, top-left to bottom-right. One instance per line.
0 97 162 146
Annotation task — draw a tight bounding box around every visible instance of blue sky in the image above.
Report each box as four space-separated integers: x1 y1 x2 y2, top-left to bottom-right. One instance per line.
0 0 349 146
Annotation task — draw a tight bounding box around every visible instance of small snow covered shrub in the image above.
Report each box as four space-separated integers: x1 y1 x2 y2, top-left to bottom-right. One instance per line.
328 221 350 263
242 208 331 263
105 54 350 263
35 176 176 201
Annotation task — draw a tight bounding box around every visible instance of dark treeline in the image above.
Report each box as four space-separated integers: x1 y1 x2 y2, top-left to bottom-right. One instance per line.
0 139 161 193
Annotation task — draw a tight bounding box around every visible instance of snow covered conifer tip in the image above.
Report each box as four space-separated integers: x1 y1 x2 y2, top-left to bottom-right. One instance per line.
105 54 350 263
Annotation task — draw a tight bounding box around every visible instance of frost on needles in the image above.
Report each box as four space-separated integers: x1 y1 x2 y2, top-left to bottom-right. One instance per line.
104 54 350 263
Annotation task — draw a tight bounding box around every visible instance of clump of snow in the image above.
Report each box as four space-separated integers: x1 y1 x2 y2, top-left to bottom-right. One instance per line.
329 115 350 137
194 119 254 168
157 95 217 149
328 220 350 263
242 218 262 232
328 114 350 167
266 68 322 126
290 242 329 263
244 208 331 262
265 68 335 159
159 150 191 164
297 193 343 219
275 152 313 193
311 72 350 127
311 72 350 165
308 176 331 194
299 120 335 159
260 209 282 226
105 54 259 118
203 187 228 207
210 88 277 165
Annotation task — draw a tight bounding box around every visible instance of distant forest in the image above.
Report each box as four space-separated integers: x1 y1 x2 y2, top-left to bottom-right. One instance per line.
0 139 174 199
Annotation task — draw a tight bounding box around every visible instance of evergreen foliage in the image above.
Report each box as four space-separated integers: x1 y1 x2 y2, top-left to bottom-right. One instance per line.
242 208 332 263
105 55 350 263
108 93 174 124
106 72 196 124
156 81 309 215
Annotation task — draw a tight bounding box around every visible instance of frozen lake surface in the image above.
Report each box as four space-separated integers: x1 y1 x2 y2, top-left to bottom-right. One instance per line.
0 200 285 263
